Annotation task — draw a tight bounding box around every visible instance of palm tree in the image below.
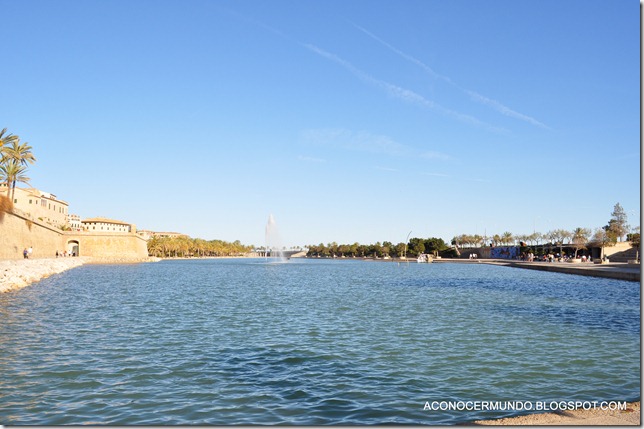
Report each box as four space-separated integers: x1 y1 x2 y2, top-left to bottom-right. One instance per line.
0 128 18 150
492 234 501 246
4 139 36 166
0 159 30 201
0 128 19 196
571 227 592 258
2 139 36 198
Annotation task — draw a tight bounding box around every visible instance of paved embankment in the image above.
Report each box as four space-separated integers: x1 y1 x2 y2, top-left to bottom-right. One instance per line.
481 259 640 282
0 256 161 293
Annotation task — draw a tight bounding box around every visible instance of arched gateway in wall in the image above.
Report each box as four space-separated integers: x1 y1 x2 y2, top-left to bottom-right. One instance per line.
67 240 80 256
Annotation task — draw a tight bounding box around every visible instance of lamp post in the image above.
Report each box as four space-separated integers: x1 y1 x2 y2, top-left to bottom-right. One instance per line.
403 230 412 261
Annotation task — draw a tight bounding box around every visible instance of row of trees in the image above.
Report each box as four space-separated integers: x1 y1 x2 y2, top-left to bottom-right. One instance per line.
451 229 597 251
306 203 638 260
451 203 638 259
453 205 632 248
0 128 36 201
306 237 453 259
147 235 253 258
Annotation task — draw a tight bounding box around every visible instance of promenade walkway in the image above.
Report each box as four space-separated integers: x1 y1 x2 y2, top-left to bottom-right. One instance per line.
482 259 640 282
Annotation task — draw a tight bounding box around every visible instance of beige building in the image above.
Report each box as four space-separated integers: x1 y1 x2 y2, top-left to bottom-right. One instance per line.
67 213 82 231
1 185 69 228
81 217 135 233
1 186 149 260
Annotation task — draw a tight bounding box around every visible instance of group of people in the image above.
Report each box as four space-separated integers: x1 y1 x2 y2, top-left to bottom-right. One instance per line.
56 250 76 258
519 252 536 261
22 247 77 258
519 252 592 263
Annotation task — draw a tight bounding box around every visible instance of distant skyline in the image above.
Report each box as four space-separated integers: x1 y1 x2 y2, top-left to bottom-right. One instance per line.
1 0 640 247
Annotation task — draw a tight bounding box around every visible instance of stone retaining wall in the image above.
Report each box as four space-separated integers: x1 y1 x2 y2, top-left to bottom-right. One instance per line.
0 211 149 260
0 210 63 259
64 231 148 259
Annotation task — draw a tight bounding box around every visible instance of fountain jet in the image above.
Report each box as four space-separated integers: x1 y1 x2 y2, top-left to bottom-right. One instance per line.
265 214 286 262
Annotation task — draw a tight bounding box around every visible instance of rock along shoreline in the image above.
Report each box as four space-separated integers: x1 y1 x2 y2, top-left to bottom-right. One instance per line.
0 256 161 293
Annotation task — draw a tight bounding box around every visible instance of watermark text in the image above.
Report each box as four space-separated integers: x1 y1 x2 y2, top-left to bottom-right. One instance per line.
423 400 627 412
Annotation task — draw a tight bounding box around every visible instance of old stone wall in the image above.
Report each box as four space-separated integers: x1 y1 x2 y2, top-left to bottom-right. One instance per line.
0 211 148 260
65 231 148 259
0 210 64 259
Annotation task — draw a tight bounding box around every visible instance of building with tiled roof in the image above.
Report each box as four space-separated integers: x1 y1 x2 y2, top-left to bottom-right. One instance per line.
2 185 69 229
81 217 135 233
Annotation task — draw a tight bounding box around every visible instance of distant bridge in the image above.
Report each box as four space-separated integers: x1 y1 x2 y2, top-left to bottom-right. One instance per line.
250 250 307 258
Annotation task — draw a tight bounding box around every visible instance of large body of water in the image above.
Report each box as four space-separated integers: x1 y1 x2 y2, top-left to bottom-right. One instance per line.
0 259 639 425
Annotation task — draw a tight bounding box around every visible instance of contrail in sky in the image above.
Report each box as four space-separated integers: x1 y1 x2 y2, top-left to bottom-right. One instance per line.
353 24 551 130
229 10 515 133
303 43 507 133
352 23 453 84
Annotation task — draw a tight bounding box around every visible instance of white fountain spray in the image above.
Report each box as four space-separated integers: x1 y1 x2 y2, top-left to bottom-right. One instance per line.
265 214 286 262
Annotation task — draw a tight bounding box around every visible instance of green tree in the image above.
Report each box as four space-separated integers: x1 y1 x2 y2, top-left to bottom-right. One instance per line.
408 238 425 257
381 241 393 257
0 128 18 191
349 242 359 257
0 128 18 146
607 203 629 242
0 129 17 196
394 242 406 258
571 227 592 258
424 237 448 256
370 242 383 258
549 229 572 257
328 242 338 257
527 232 541 246
147 236 164 257
0 159 29 201
591 227 616 260
492 234 501 246
0 137 36 201
501 231 514 246
627 227 640 261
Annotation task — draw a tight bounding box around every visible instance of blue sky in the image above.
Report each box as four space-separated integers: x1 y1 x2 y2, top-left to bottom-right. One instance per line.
1 0 640 248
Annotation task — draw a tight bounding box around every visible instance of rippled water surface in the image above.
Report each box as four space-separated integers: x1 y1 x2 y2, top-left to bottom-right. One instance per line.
0 259 639 424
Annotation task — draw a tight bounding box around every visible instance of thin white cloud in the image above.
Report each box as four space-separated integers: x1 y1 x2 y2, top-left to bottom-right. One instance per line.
302 128 458 169
421 151 452 161
303 44 506 133
297 155 326 163
303 43 370 81
301 128 410 156
421 172 451 178
353 24 550 130
464 90 551 129
352 23 452 84
374 166 399 172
